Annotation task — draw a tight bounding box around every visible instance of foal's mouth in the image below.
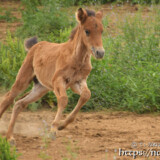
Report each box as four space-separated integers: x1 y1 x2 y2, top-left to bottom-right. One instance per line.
91 47 105 59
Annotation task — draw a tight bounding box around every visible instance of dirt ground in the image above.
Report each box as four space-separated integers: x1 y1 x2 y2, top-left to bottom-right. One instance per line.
1 109 160 160
1 1 160 160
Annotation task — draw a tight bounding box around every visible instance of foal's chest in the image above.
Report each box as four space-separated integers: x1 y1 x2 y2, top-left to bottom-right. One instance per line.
68 63 92 83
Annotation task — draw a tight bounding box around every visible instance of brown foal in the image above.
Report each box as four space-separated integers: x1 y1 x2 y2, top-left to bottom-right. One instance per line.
0 8 105 144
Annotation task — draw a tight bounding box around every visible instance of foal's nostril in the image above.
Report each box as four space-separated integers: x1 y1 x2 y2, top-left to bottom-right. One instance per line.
96 50 105 59
96 50 99 57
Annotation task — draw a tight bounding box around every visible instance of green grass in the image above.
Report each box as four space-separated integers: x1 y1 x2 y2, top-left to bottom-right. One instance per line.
0 136 19 160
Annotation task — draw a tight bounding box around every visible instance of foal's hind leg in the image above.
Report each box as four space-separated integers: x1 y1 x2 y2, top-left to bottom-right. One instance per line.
6 83 48 144
0 59 34 118
58 80 91 130
0 82 30 118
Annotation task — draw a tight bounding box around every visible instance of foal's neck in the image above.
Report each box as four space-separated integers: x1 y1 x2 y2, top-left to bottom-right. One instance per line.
71 26 90 64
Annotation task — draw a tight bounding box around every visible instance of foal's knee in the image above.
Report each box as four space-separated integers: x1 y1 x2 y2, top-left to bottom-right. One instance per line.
2 91 15 103
81 89 91 102
58 96 68 108
13 101 25 114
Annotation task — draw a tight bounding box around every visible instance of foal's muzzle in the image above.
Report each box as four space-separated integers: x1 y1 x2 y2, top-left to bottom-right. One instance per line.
91 47 105 59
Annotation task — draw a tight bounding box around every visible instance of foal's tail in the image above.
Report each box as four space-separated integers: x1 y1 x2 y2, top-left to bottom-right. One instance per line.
24 36 38 52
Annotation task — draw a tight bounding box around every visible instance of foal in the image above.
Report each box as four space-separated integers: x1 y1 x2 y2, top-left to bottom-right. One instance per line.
0 8 105 143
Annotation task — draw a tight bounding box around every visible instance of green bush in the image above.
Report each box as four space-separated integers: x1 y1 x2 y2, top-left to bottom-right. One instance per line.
0 136 19 160
58 0 106 6
86 7 160 113
130 0 159 4
0 32 26 88
57 0 159 5
16 0 73 40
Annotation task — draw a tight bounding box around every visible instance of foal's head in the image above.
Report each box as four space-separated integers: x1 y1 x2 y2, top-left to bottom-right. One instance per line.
75 8 105 59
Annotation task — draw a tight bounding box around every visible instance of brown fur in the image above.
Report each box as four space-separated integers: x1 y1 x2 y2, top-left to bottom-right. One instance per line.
0 8 105 143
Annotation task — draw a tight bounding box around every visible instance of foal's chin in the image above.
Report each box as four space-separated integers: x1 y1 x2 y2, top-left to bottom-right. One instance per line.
94 55 104 60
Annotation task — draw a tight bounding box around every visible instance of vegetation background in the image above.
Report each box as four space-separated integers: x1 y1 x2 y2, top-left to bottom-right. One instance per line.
0 135 19 160
0 0 160 114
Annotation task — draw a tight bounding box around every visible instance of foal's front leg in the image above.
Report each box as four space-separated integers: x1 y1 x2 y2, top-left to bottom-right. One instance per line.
50 78 68 139
58 80 91 130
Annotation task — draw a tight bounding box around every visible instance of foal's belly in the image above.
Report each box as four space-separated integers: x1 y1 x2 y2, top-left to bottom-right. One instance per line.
33 57 56 90
34 67 55 90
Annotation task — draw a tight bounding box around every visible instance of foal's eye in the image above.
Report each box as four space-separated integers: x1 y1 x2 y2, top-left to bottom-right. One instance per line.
85 30 90 36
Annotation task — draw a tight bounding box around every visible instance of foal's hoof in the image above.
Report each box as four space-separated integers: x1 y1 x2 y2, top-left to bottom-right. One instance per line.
58 120 66 130
8 137 16 146
58 125 65 130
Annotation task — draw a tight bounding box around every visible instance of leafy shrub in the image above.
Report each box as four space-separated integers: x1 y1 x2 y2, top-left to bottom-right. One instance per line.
0 32 26 88
16 0 73 40
87 7 160 113
46 26 73 43
0 136 19 160
130 0 159 4
58 0 106 6
57 0 159 5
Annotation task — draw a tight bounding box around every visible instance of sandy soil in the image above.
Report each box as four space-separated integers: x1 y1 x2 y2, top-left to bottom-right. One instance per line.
0 109 160 160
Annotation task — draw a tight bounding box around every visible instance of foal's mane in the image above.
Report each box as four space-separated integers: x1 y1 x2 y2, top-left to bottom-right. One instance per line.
69 9 95 40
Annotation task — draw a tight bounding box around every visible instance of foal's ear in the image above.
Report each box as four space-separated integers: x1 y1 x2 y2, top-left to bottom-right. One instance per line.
96 10 103 20
76 8 87 24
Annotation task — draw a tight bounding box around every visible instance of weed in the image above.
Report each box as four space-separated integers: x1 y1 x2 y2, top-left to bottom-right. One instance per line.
0 31 25 88
62 139 78 160
27 101 42 111
16 0 73 40
0 136 19 160
105 149 108 160
38 120 51 160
